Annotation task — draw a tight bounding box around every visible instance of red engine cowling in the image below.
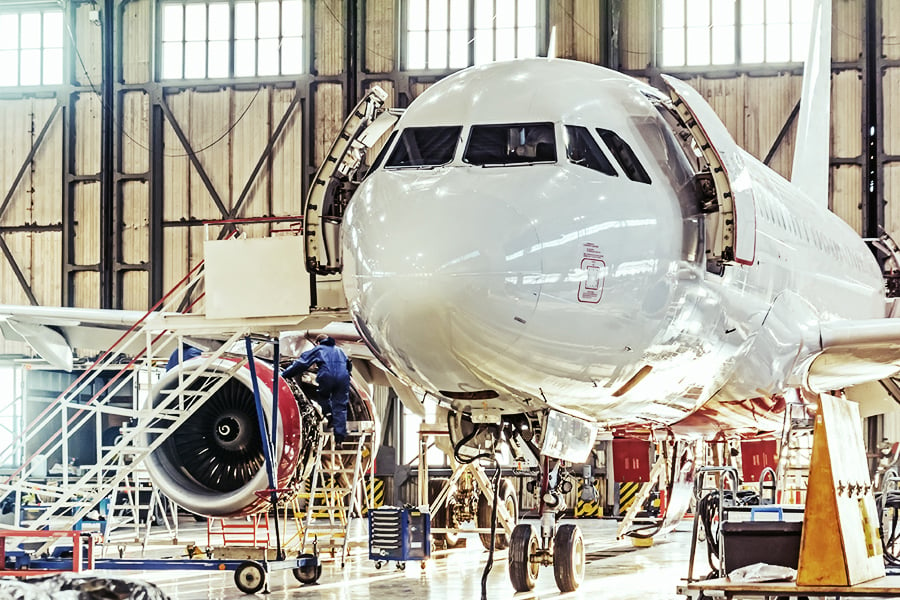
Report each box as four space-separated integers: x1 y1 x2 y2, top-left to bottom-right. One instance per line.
141 358 303 517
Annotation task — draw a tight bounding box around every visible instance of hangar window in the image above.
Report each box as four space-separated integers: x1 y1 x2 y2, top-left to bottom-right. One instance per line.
563 126 617 176
385 126 462 168
404 0 541 71
596 129 651 184
659 0 813 68
0 7 63 87
160 0 304 80
464 123 556 165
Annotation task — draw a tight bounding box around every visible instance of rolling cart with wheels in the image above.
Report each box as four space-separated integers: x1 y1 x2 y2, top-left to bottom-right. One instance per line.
368 507 431 571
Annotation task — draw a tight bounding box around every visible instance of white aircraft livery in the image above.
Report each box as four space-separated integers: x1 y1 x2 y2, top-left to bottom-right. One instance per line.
342 58 886 433
337 57 900 591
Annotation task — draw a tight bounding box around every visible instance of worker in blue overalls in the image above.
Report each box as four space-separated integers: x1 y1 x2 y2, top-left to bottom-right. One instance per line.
282 334 352 443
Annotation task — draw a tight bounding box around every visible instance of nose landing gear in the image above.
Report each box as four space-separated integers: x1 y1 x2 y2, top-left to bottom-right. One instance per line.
508 459 586 593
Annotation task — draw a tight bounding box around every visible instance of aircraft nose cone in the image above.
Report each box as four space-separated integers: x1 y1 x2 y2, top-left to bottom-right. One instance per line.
342 171 542 392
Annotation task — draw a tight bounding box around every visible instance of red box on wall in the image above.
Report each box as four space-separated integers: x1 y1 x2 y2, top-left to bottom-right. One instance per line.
740 439 778 482
612 439 651 482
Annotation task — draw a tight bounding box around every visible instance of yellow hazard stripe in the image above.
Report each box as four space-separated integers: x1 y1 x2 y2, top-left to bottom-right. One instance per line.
618 481 639 515
361 476 385 515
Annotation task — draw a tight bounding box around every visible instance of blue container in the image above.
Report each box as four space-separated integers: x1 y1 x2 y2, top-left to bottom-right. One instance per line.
368 507 431 563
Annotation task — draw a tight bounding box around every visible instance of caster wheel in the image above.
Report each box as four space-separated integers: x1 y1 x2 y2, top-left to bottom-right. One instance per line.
375 561 382 570
292 553 322 584
397 562 406 571
234 560 266 594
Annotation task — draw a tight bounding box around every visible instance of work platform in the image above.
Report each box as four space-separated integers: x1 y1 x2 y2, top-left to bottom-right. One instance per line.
679 575 900 599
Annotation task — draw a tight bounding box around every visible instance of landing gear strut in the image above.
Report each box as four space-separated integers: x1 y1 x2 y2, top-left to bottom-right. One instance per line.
507 458 586 593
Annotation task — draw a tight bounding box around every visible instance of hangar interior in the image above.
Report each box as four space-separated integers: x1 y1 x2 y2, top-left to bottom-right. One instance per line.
1 0 900 598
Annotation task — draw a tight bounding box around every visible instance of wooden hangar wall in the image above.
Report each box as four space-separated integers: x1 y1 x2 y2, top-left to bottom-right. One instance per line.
0 1 890 346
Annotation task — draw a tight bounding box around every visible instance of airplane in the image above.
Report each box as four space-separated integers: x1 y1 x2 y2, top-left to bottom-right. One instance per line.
3 2 900 593
316 31 900 599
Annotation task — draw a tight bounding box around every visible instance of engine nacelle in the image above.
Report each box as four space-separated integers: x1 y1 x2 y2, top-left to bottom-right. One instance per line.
141 357 304 517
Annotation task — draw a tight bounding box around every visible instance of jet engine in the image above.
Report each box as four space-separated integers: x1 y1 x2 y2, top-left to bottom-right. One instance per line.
141 356 373 518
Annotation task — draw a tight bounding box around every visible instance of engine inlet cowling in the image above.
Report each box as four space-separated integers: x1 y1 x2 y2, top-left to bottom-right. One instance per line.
141 358 302 517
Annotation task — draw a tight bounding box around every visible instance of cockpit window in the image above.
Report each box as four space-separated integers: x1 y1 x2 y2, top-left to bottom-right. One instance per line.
464 123 556 165
385 126 462 168
596 129 652 184
564 126 617 176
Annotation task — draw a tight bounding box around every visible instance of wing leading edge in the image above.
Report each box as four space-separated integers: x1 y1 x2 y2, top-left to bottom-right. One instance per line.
803 319 900 392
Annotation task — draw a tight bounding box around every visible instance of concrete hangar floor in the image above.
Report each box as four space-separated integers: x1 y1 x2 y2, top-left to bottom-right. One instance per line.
101 519 688 600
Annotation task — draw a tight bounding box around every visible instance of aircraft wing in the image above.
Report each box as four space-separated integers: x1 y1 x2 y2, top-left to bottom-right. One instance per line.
0 305 150 371
804 319 900 392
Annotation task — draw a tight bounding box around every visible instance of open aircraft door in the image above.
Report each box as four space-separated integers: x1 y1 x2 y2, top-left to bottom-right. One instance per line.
304 86 399 274
661 75 757 267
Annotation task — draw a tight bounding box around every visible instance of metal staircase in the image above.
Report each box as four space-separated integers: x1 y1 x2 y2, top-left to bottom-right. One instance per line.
0 256 264 554
775 401 815 504
294 420 375 566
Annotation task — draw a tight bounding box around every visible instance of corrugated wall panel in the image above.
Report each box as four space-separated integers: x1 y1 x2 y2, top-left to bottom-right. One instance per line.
122 181 149 265
831 165 863 233
72 182 100 266
834 0 863 62
549 0 576 60
73 271 100 308
884 68 900 156
884 164 900 236
162 92 190 224
178 90 230 220
74 94 102 176
74 5 102 86
230 89 270 218
122 0 152 84
33 232 61 306
315 0 344 77
0 99 61 227
742 74 801 180
573 0 601 64
365 0 395 73
620 0 653 70
162 227 189 297
883 0 900 60
831 70 863 158
314 84 344 168
121 271 148 311
690 76 746 153
31 101 63 226
0 232 32 306
270 89 304 218
122 92 150 174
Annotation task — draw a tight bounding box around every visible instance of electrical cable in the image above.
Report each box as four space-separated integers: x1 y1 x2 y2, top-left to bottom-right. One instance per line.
696 489 760 575
64 16 262 159
480 454 502 600
876 490 900 566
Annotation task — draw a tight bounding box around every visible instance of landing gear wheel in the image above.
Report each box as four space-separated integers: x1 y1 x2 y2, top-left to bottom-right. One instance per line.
292 553 322 584
479 478 517 550
429 478 463 548
553 523 585 592
234 560 266 594
508 524 540 592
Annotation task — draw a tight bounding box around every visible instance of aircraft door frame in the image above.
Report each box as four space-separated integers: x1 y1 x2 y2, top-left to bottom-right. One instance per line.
660 75 757 267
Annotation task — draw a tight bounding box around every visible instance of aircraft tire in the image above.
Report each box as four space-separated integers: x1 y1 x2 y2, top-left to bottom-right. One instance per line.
508 523 540 592
429 478 463 548
479 478 517 550
553 524 585 592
